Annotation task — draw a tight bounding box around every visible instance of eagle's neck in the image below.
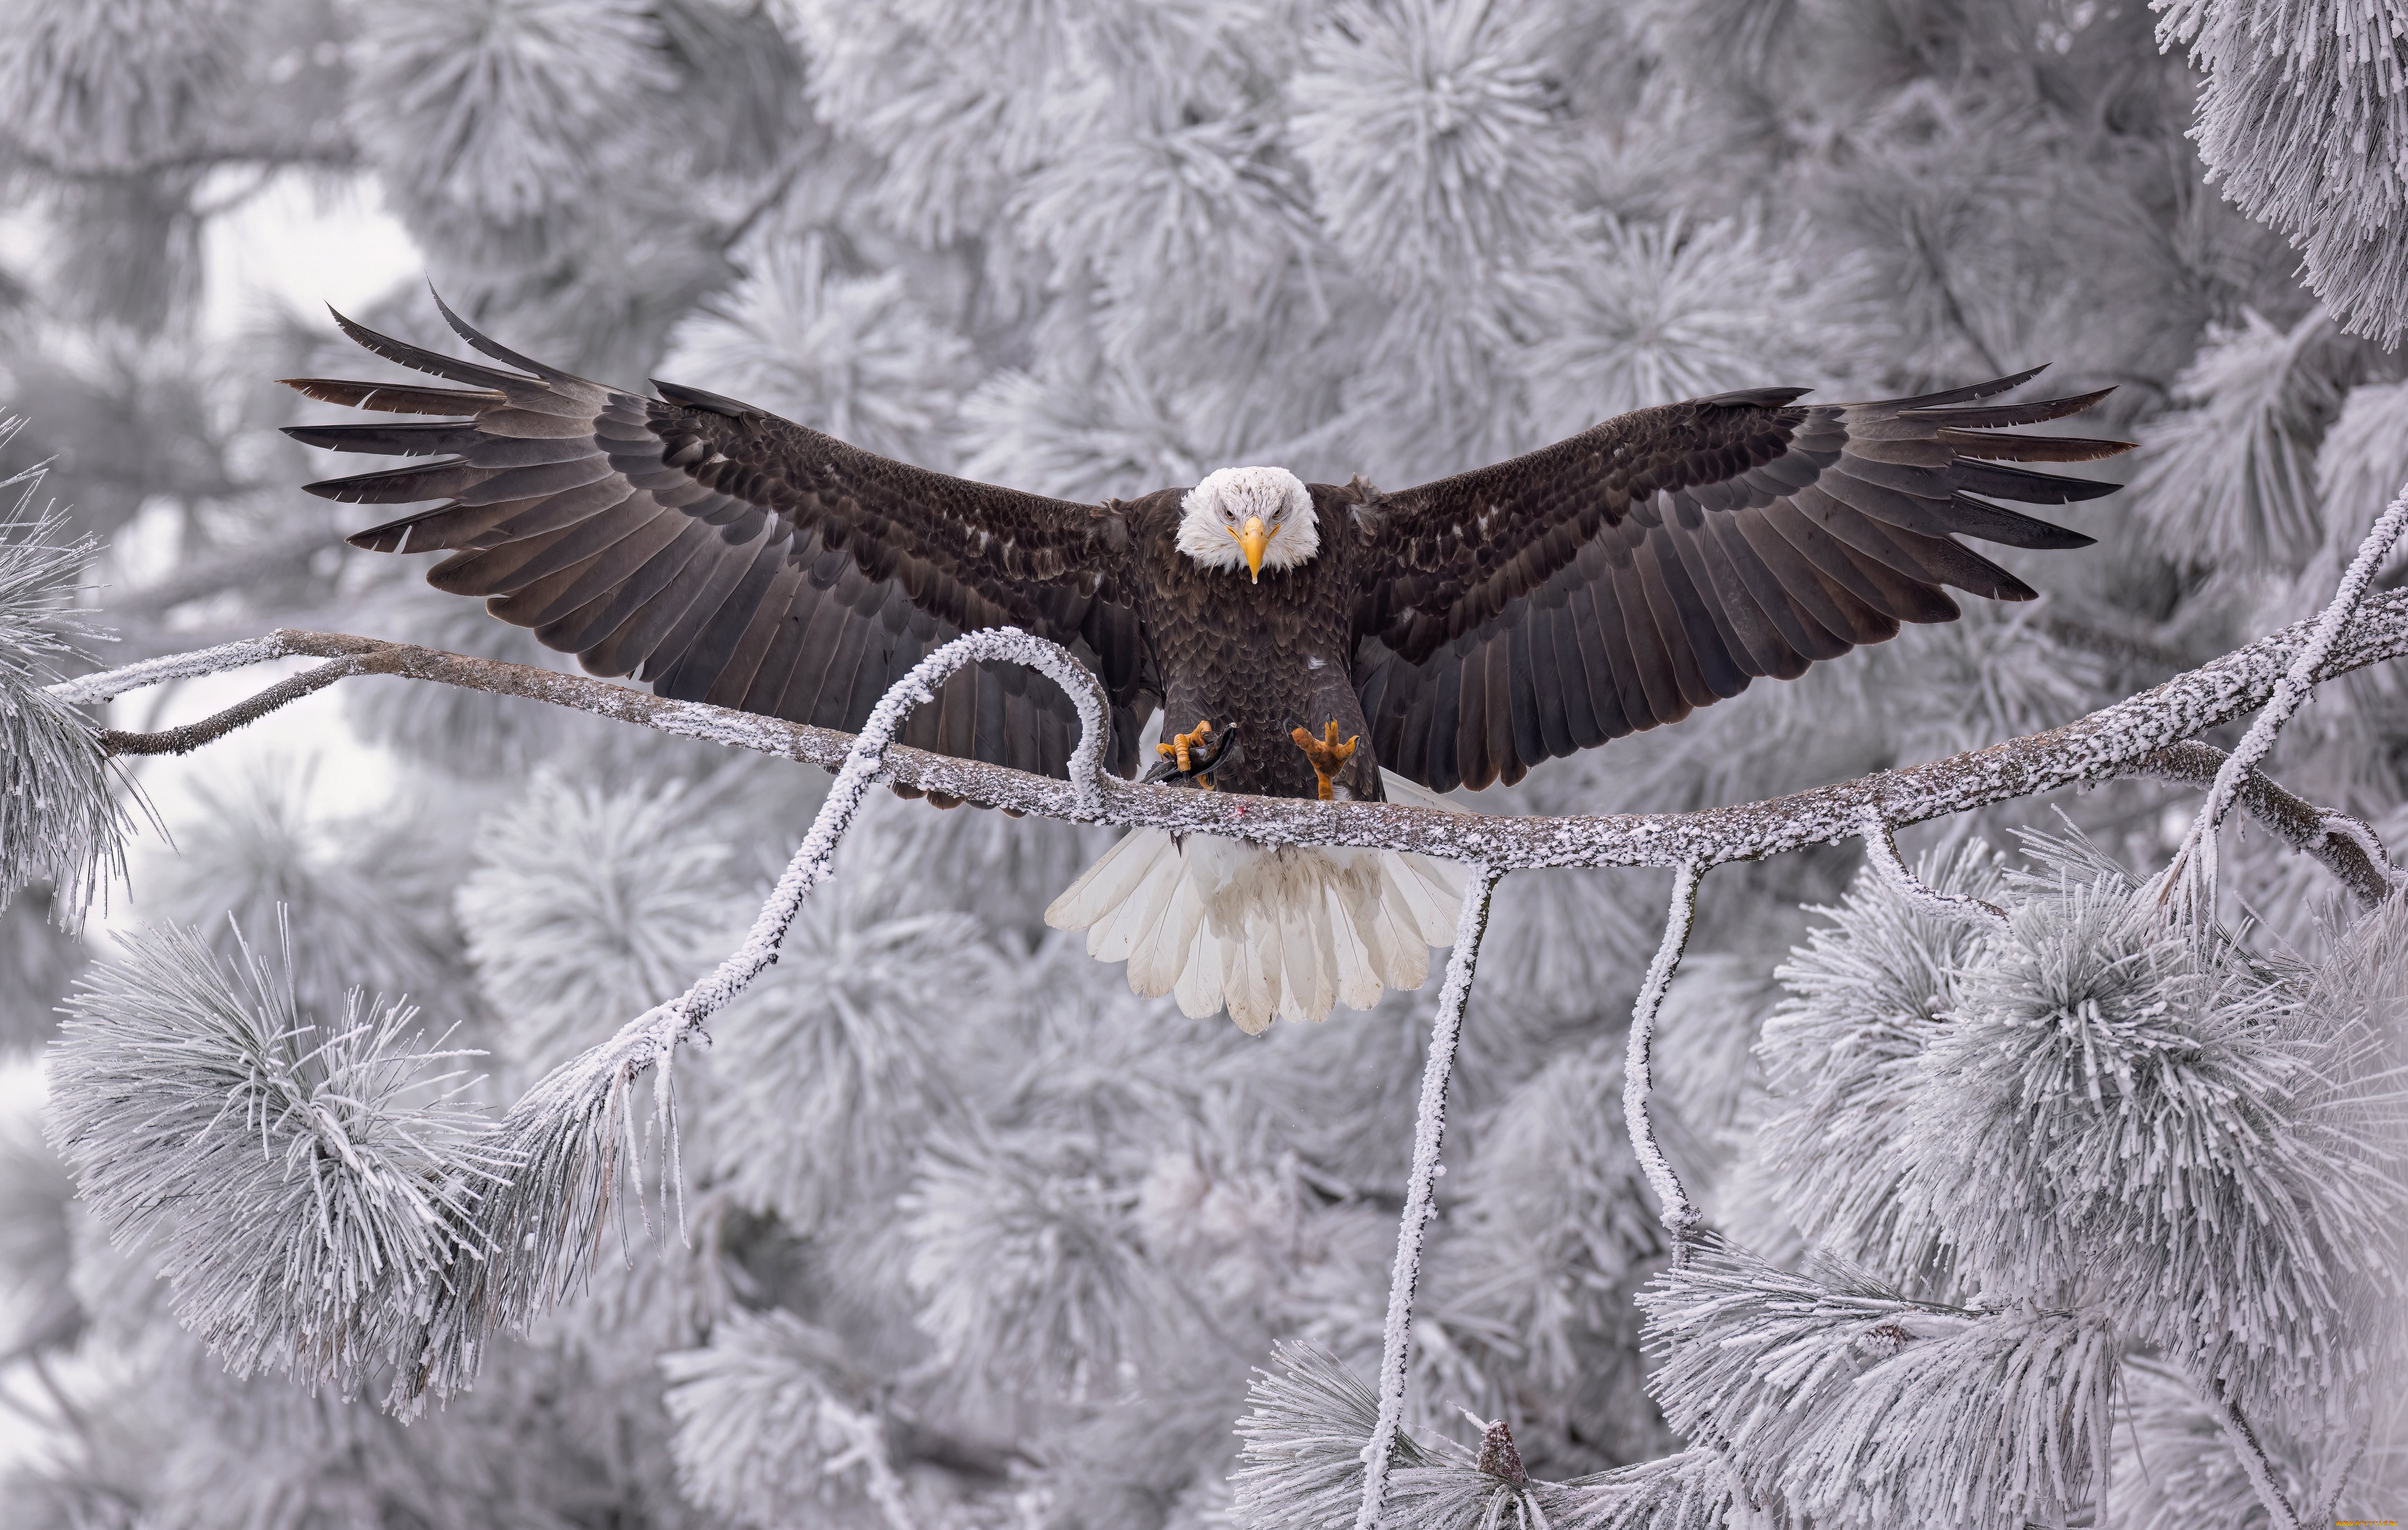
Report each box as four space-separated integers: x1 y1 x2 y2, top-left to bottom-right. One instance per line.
1175 466 1320 575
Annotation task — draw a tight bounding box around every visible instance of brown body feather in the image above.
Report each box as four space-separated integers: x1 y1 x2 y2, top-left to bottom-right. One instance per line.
289 304 2131 802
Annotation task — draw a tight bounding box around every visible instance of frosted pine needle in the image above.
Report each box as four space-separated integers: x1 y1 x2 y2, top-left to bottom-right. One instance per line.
2131 311 2353 571
661 1307 915 1530
2162 0 2408 346
348 0 676 225
901 1127 1165 1401
0 479 136 927
1757 840 2008 1277
1640 1241 2119 1530
1906 846 2408 1412
660 237 979 465
1287 0 1575 295
46 915 502 1398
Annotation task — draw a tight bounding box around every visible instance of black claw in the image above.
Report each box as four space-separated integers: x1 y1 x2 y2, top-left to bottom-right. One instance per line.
1141 724 1241 785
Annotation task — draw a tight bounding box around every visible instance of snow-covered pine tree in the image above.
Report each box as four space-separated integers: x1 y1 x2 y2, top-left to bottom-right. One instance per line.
0 1 2403 1526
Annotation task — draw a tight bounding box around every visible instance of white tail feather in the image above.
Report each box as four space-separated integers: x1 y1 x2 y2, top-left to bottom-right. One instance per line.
1044 772 1473 1032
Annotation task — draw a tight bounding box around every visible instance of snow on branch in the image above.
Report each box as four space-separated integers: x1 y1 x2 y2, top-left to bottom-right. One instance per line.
1857 811 2010 927
1357 867 1502 1530
2120 739 2403 905
2164 483 2408 911
43 587 2408 891
1624 863 1707 1254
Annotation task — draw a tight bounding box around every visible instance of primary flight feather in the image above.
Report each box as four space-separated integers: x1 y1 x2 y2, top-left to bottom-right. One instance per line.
287 296 2130 1032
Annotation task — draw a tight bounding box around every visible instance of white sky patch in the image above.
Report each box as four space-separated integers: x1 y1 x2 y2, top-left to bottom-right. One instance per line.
108 172 421 928
197 168 422 339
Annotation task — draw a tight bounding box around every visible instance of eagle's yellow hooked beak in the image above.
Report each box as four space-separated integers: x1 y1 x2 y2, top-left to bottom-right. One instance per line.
1227 515 1276 582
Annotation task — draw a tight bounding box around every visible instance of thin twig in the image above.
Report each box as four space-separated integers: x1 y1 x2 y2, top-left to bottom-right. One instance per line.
2316 1413 2373 1530
47 587 2408 875
1357 865 1503 1530
97 657 361 756
2196 1370 2303 1530
50 635 295 706
2121 740 2402 906
1625 864 1706 1258
591 627 1109 1071
2168 485 2408 905
1858 809 2011 925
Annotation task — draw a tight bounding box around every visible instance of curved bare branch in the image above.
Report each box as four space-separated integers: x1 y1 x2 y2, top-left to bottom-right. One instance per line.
2121 741 2402 906
1858 811 2011 926
1626 863 1706 1256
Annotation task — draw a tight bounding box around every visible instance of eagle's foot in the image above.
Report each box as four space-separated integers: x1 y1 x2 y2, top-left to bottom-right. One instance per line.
1158 720 1217 788
1290 721 1359 801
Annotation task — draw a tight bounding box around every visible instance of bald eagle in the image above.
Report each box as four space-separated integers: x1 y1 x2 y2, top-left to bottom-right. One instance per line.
287 300 2129 1032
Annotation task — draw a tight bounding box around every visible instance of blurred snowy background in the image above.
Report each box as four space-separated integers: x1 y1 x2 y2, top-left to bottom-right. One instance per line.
0 0 2403 1525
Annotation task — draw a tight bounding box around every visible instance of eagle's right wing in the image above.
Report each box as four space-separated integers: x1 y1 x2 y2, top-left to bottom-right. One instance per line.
288 300 1154 784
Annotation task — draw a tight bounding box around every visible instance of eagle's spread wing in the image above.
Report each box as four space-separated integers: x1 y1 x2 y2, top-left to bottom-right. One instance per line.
1349 371 2133 792
287 301 1152 785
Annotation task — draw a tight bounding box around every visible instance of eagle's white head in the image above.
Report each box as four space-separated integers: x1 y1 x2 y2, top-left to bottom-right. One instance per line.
1176 466 1319 583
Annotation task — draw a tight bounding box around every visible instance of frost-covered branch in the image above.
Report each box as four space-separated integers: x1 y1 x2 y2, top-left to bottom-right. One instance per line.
47 629 1114 1415
2195 1368 2302 1530
47 635 294 706
29 587 2408 1447
95 658 364 757
2167 484 2408 905
1358 867 1502 1530
1858 811 2010 926
1624 863 1706 1255
2122 740 2403 905
44 586 2408 880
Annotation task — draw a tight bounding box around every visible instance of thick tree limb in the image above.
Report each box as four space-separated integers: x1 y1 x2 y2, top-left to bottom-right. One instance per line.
56 588 2408 887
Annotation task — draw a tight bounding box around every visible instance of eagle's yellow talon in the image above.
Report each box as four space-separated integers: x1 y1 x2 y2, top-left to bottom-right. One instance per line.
1158 719 1214 776
1290 720 1359 801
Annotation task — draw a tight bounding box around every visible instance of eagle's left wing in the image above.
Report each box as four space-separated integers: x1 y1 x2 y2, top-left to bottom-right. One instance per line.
1349 371 2133 792
286 300 1155 785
